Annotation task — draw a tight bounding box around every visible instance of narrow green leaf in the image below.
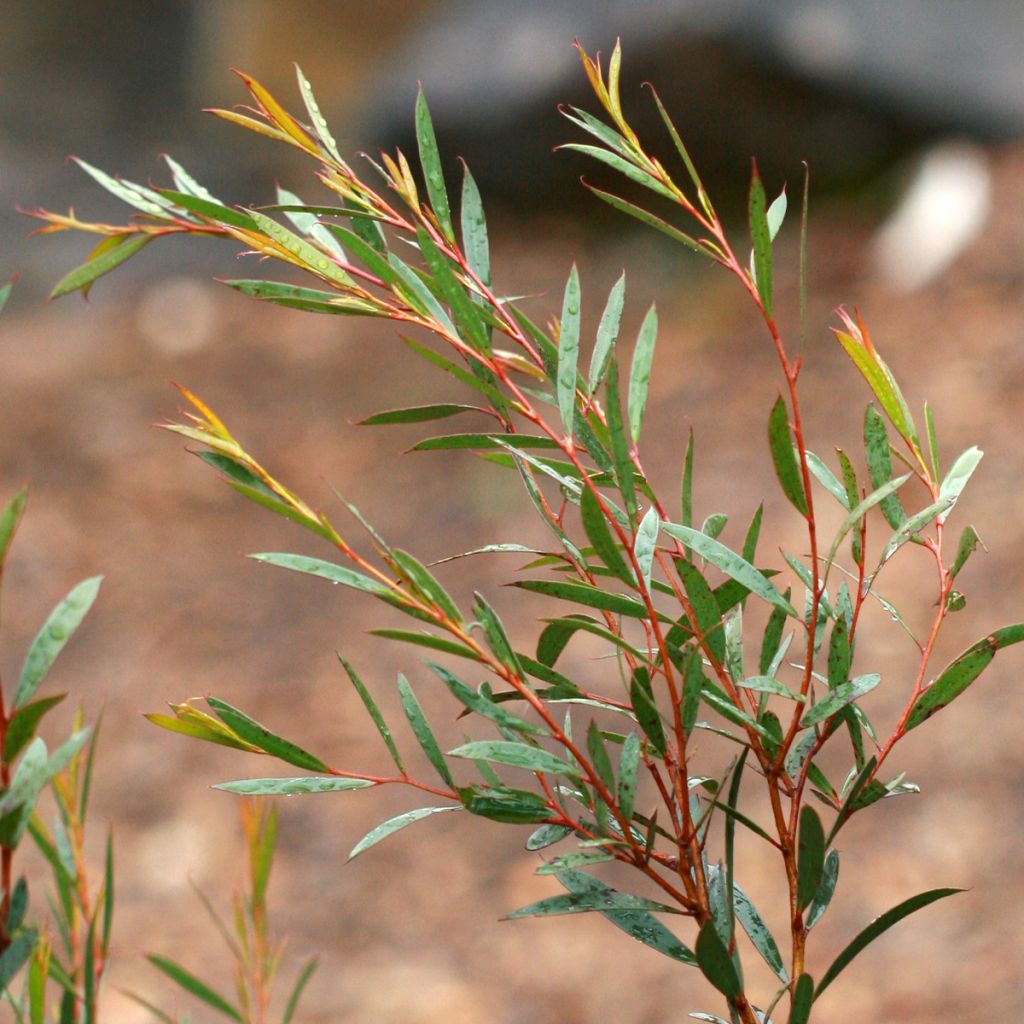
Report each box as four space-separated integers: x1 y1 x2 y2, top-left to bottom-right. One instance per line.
0 487 28 567
580 487 634 585
734 883 787 981
759 598 789 676
526 824 571 850
559 144 676 200
247 209 353 287
796 806 825 910
864 405 906 528
676 560 726 664
805 451 849 508
789 973 814 1024
4 694 66 762
338 656 405 773
449 740 578 778
296 63 343 163
814 888 963 999
827 619 851 689
398 674 455 788
146 955 243 1022
605 358 637 522
0 929 37 990
634 506 660 594
213 776 373 796
768 396 808 516
417 227 490 354
460 162 491 293
681 429 695 530
536 851 615 874
825 757 878 847
749 163 773 316
617 732 640 821
800 674 879 728
695 921 742 999
415 89 454 241
950 525 982 579
665 525 797 617
349 805 459 859
557 264 582 438
589 273 626 392
737 675 803 701
924 400 940 481
207 699 328 772
630 668 667 757
823 473 913 570
358 403 483 425
741 503 764 565
281 958 319 1024
250 552 389 596
15 576 102 709
905 624 1024 730
393 548 462 623
937 446 983 521
157 189 257 230
585 185 707 254
806 849 839 929
628 304 657 443
369 629 478 661
459 784 549 823
513 579 650 618
879 498 952 565
507 889 680 919
409 433 558 452
276 185 345 257
429 662 541 737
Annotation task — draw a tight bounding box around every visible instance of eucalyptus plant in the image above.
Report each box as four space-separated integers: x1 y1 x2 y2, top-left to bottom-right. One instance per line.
33 42 1019 1023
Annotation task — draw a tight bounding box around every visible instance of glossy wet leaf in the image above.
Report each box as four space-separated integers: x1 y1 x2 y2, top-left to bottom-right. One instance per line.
628 304 657 443
734 883 787 981
4 693 66 762
589 272 626 392
664 524 797 617
801 673 879 728
815 888 963 999
508 888 681 919
836 330 917 445
695 920 742 999
905 624 1024 730
617 732 641 821
879 498 952 565
605 358 637 522
250 552 389 597
796 806 825 910
950 525 982 579
580 487 634 585
359 403 484 425
206 698 329 772
415 88 453 241
748 163 773 316
630 668 667 757
526 823 572 850
937 446 983 520
557 264 582 437
806 849 840 929
449 740 578 778
459 785 550 823
15 576 102 709
350 805 460 859
410 433 558 452
213 776 374 796
398 674 455 789
768 396 808 516
430 663 541 736
460 162 491 295
513 579 650 618
634 506 660 593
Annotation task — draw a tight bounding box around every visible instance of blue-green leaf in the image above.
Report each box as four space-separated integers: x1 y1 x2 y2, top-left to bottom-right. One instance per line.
15 576 102 709
449 740 578 778
589 273 625 392
415 89 453 240
664 524 797 617
628 304 657 444
214 776 373 795
349 805 459 859
557 265 582 438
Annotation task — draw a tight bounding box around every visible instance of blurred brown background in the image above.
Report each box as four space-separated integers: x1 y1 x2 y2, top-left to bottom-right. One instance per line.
2 2 1024 1021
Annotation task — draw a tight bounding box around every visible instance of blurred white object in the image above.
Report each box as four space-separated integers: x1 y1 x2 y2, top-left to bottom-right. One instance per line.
871 140 991 291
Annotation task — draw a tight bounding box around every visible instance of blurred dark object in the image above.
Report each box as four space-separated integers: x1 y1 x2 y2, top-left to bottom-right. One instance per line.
365 0 1024 209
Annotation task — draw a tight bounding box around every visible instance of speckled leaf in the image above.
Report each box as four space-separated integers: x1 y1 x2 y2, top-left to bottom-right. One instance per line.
349 805 459 859
905 624 1024 730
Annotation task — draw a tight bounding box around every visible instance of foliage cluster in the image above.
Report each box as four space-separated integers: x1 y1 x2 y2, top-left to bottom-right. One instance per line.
15 39 1020 1024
